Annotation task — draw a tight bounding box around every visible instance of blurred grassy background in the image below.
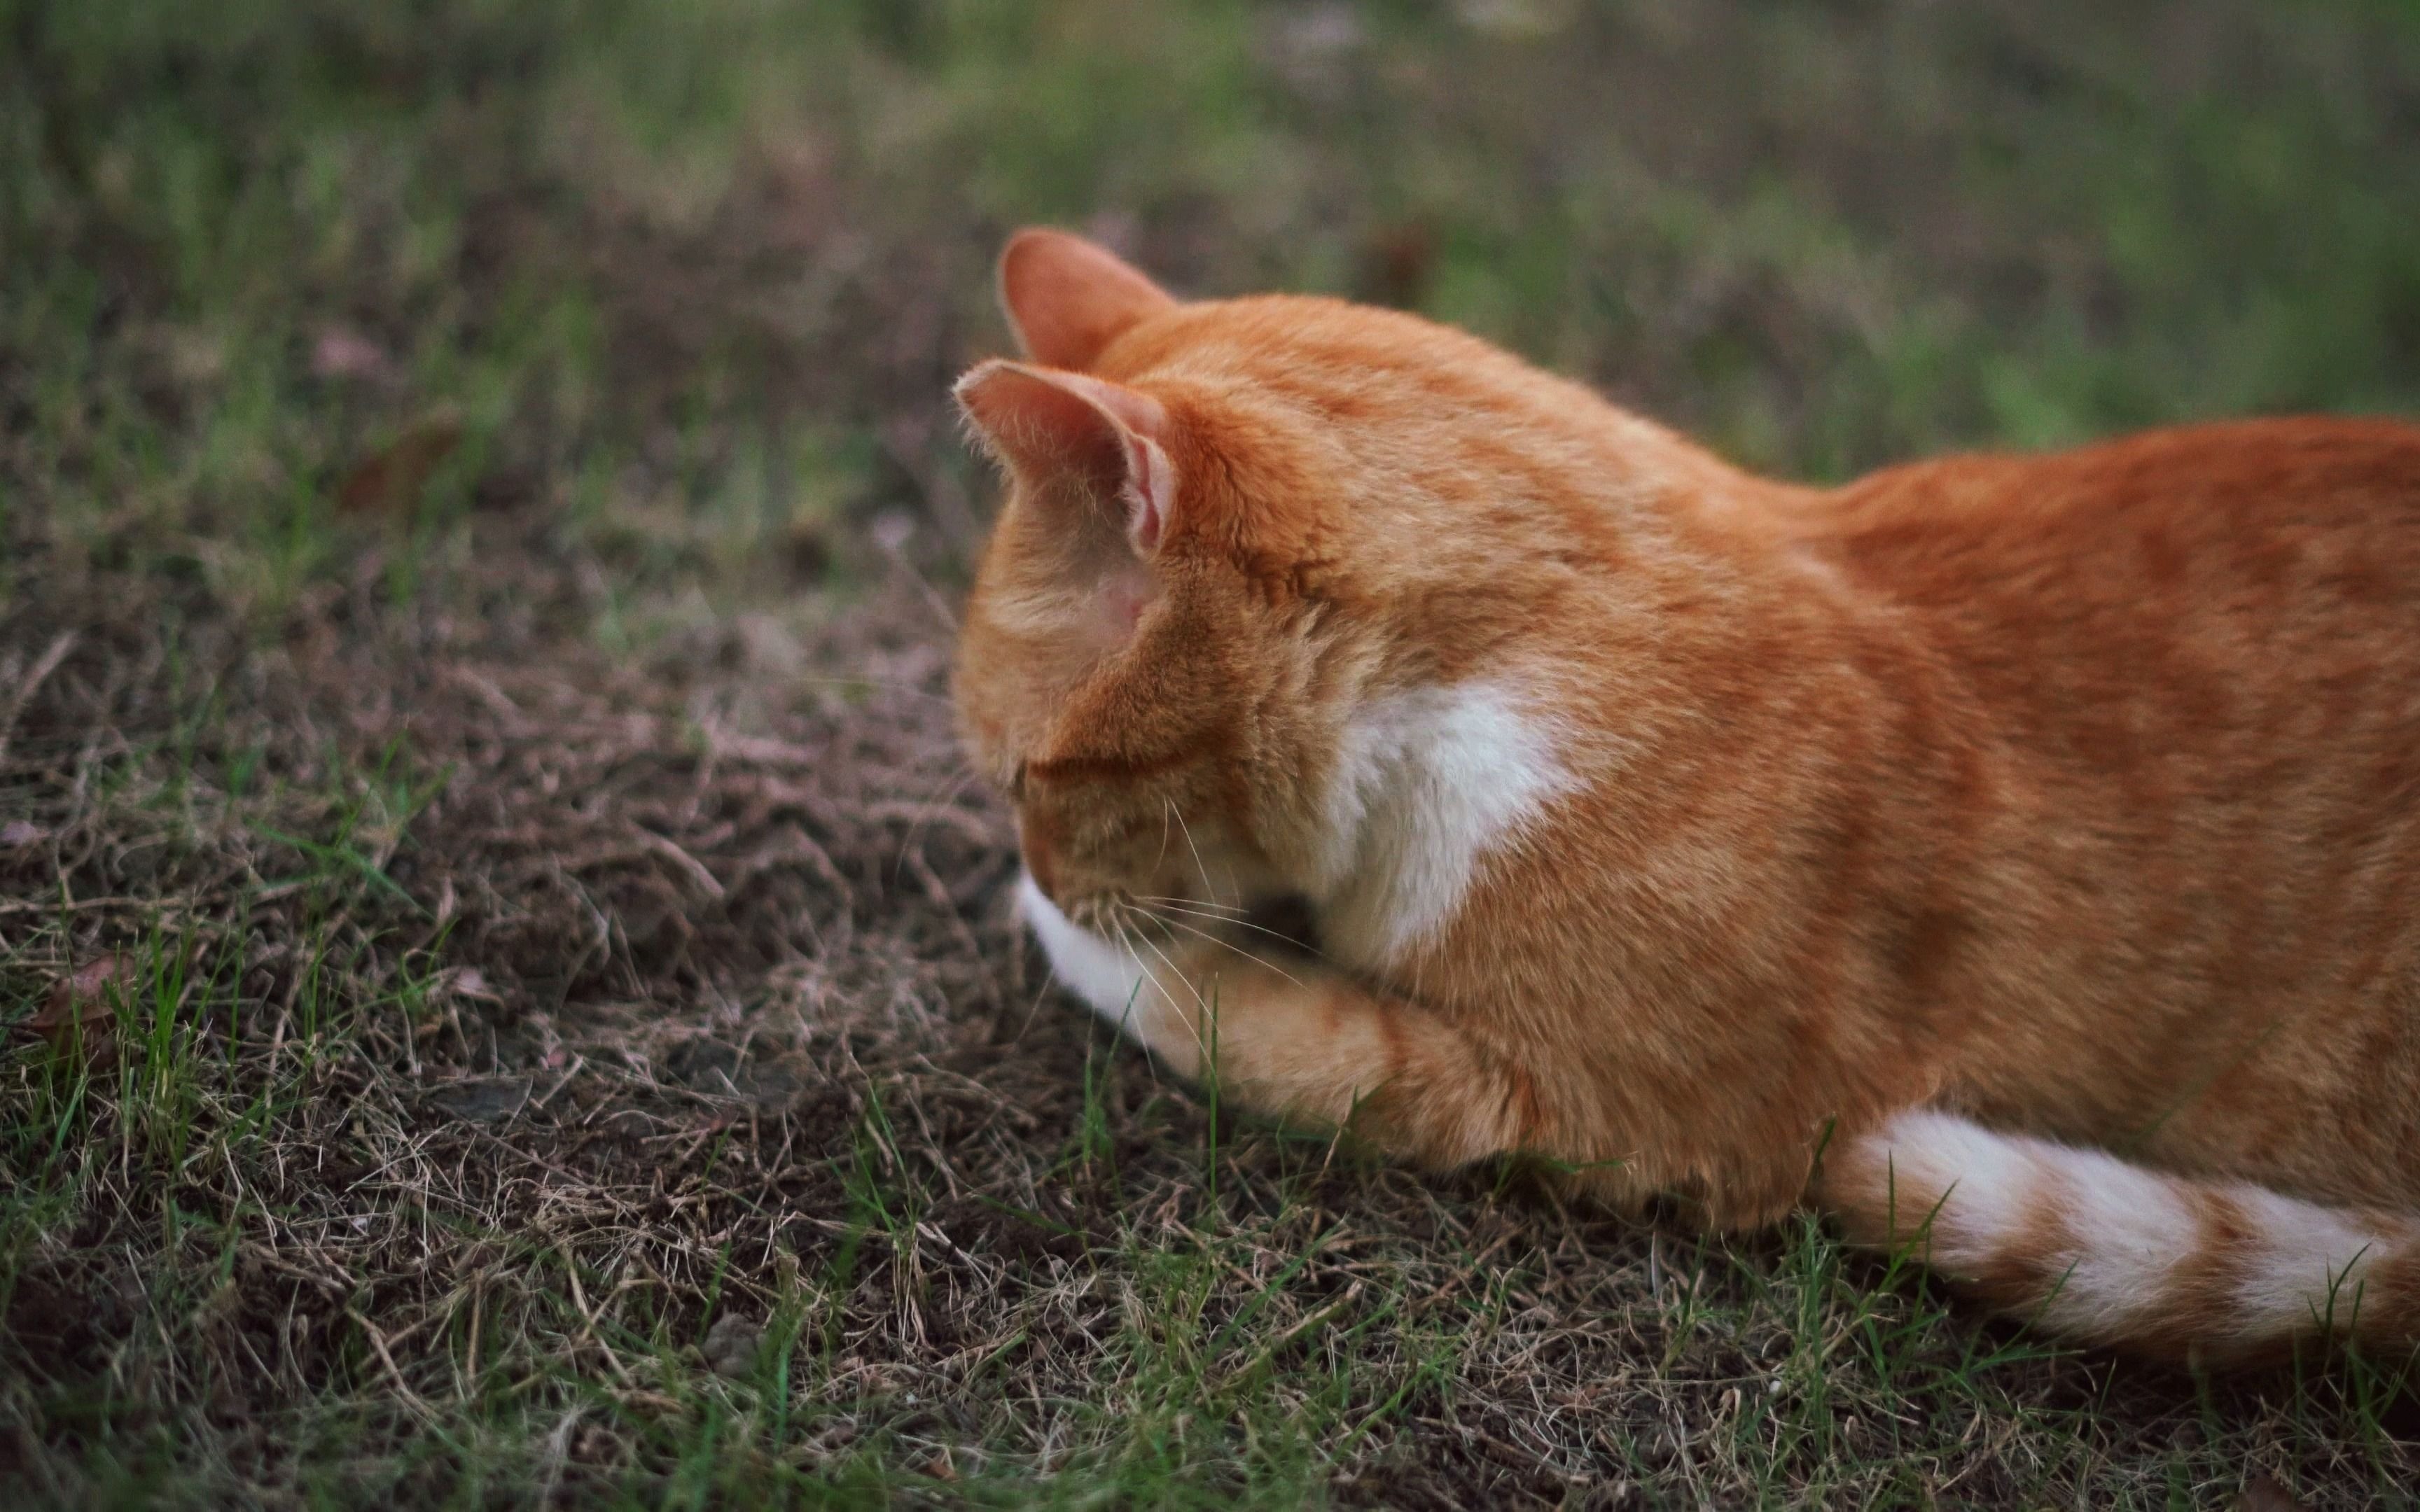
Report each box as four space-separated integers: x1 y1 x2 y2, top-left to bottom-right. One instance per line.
7 1 2420 1506
11 0 2419 626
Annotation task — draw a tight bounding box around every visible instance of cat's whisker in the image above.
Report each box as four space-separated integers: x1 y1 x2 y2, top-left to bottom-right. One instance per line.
1141 908 1311 992
1095 909 1150 1036
1142 899 1332 962
1133 893 1249 918
1115 902 1213 1019
1091 909 1167 1088
1164 800 1222 911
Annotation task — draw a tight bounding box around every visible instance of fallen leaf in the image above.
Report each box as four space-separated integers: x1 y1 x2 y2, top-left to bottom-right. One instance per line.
23 953 132 1065
443 965 500 1002
338 407 464 517
423 1076 531 1124
310 325 394 382
667 1038 804 1112
700 1312 763 1379
2237 1471 2309 1512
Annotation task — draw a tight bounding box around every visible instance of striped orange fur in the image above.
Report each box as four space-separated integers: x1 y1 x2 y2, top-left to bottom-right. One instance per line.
952 227 2420 1364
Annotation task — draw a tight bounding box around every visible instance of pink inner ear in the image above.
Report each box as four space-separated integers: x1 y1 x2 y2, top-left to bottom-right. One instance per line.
1118 430 1166 552
956 360 1177 555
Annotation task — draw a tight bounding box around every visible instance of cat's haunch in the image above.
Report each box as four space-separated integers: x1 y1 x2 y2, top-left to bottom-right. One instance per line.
951 225 2420 1367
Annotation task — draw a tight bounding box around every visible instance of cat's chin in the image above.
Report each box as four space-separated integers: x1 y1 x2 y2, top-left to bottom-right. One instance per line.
1016 872 1152 1036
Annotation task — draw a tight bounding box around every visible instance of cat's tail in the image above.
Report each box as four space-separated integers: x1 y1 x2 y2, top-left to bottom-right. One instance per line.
1819 1109 2420 1364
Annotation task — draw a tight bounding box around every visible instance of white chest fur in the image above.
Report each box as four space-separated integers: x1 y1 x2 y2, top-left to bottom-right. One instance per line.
1309 680 1576 967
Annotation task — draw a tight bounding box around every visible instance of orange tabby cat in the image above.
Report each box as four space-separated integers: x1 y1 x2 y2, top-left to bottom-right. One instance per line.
950 227 2420 1364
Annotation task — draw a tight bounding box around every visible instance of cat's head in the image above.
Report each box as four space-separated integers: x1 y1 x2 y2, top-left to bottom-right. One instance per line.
950 230 1314 937
950 229 1635 942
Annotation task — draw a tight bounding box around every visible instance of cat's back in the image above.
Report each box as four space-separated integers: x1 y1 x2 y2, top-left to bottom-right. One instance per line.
1804 416 2420 723
1801 414 2420 795
1814 415 2420 607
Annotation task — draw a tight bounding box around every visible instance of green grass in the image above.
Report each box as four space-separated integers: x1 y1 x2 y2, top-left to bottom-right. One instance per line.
6 0 2420 1505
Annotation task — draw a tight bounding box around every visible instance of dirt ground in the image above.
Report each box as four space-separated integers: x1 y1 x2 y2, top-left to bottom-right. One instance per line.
6 2 2420 1506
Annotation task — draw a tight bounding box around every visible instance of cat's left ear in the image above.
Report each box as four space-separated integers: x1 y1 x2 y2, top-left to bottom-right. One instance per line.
997 228 1178 371
954 359 1178 554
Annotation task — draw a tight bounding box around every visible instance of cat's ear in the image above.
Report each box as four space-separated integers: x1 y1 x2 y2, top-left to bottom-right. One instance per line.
954 359 1177 555
997 228 1178 371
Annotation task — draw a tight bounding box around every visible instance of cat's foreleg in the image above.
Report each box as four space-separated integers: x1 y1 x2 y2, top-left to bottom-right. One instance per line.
1020 875 1531 1169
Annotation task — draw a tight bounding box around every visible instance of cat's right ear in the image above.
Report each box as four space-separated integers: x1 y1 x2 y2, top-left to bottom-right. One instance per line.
954 359 1177 557
997 228 1178 371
